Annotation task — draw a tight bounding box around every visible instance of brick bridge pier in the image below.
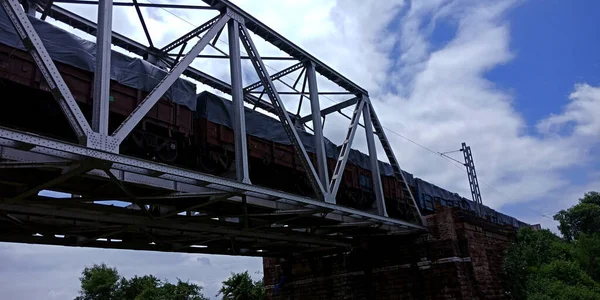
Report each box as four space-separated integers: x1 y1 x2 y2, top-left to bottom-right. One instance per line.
263 206 518 299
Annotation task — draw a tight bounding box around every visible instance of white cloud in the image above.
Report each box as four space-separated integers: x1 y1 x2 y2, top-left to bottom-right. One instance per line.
537 83 600 138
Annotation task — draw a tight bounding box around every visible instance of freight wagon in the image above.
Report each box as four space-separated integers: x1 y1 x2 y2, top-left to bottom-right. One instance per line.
0 11 525 227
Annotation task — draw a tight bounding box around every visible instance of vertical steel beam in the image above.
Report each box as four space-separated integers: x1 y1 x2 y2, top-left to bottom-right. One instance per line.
362 98 387 217
0 0 91 141
228 18 250 184
111 14 230 144
306 61 329 193
238 24 326 200
91 0 112 135
368 102 424 224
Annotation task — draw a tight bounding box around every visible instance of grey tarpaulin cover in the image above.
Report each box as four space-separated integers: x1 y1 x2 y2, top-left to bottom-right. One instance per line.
415 178 526 227
197 91 526 227
196 91 404 177
0 9 198 110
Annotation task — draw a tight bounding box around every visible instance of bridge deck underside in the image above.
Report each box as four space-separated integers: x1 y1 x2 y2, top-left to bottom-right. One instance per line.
0 127 424 257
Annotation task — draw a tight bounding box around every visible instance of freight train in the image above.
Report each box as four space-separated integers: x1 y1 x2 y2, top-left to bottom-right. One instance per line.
0 11 525 227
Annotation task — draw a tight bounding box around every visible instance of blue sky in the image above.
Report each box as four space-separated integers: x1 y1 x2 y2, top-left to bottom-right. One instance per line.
483 0 600 222
487 0 600 126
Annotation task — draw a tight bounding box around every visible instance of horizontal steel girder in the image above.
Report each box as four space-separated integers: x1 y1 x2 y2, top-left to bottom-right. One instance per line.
0 126 426 232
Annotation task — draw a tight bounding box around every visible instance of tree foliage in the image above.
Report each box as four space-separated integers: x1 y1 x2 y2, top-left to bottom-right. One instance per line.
217 271 265 300
574 233 600 282
75 264 208 300
554 191 600 241
503 191 600 300
76 263 120 300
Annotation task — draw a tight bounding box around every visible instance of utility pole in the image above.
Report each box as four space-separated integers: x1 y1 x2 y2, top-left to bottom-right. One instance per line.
461 142 483 217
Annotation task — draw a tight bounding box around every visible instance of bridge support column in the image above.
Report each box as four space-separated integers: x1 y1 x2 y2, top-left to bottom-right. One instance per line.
263 206 520 300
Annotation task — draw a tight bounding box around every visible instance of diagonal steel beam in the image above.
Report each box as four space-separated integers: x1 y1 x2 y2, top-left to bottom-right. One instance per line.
296 72 307 116
244 62 303 92
131 0 153 48
368 102 424 224
238 24 326 200
306 61 329 194
362 98 387 217
160 15 220 53
8 162 96 201
1 0 91 141
112 14 230 144
329 99 365 198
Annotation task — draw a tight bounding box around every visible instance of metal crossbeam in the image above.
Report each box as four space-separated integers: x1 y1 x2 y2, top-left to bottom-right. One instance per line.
1 0 91 141
298 97 359 124
329 99 365 198
244 62 303 92
238 24 326 200
112 14 230 144
368 103 424 224
0 203 351 248
52 0 216 9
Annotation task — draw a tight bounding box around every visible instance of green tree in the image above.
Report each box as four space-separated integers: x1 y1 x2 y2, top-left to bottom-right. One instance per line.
502 228 572 299
75 263 120 300
503 191 600 299
114 275 161 300
75 264 208 300
526 260 600 300
554 192 600 241
217 271 265 300
574 233 600 282
157 280 208 300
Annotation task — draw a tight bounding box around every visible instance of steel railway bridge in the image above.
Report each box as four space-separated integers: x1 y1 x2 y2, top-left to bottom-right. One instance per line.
0 0 426 257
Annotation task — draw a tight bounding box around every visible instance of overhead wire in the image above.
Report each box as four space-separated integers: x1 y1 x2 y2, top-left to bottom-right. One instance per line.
135 1 557 223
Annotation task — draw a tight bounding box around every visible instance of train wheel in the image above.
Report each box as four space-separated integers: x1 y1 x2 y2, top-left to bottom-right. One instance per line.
156 141 178 162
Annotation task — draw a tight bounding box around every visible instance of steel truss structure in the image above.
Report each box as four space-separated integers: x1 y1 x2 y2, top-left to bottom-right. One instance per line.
0 0 425 256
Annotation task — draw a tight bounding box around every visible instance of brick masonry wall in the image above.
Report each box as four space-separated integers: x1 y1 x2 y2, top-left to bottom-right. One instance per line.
263 206 518 300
